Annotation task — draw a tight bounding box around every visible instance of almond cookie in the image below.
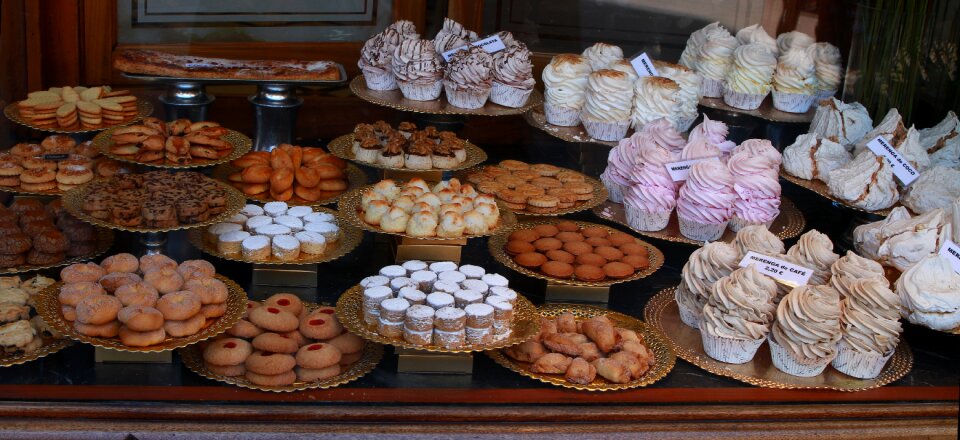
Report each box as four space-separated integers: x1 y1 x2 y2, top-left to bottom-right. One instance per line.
594 246 624 262
576 253 607 267
532 237 562 252
618 242 648 257
602 261 634 279
296 364 341 382
555 231 584 243
252 332 299 354
540 261 574 279
245 369 296 387
249 306 299 332
585 237 612 247
514 252 547 269
299 308 343 340
608 232 636 247
205 362 245 377
498 160 529 171
530 164 561 177
526 195 559 214
507 229 539 242
621 254 650 270
574 265 606 282
327 332 364 355
245 350 296 375
226 319 264 339
561 241 592 256
295 342 342 369
532 224 559 237
163 312 205 337
204 338 253 366
545 249 575 264
263 293 303 316
505 240 535 256
581 226 609 238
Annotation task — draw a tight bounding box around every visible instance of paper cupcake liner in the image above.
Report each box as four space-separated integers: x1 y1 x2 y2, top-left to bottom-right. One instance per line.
772 90 815 113
699 329 766 364
700 78 724 98
814 88 838 101
831 339 895 379
489 82 533 108
768 333 833 377
625 203 671 231
582 117 630 141
722 88 767 110
599 173 625 203
544 102 581 126
362 67 398 91
398 80 443 101
675 296 702 329
677 215 728 242
443 82 491 109
728 214 775 232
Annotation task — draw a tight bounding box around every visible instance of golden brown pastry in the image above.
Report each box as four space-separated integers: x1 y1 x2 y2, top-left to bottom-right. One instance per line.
530 352 573 374
591 357 631 383
582 316 619 353
564 357 597 384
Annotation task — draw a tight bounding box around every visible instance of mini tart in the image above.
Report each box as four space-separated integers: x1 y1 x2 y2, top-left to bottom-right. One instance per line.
377 137 405 168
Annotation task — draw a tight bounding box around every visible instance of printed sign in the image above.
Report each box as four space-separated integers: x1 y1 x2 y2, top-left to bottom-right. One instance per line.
938 240 960 274
42 154 68 161
739 251 813 287
865 135 920 185
664 156 719 182
442 35 507 61
630 52 658 77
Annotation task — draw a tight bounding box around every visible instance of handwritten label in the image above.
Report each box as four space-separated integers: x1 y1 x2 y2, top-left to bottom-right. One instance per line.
938 240 960 274
442 35 507 61
664 156 718 181
739 251 813 287
865 135 920 185
42 154 68 161
630 52 658 77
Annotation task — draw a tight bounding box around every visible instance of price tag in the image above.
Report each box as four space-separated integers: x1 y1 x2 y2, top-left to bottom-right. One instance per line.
938 240 960 274
865 135 920 185
739 251 813 287
630 52 658 77
664 156 718 182
441 35 507 61
42 154 68 161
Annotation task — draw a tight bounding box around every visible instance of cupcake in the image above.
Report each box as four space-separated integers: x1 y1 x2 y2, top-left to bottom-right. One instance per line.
630 76 681 130
731 139 782 172
490 44 536 108
807 42 843 100
735 24 778 57
776 31 815 54
896 254 960 331
581 42 624 71
694 32 739 97
641 118 687 157
687 115 736 157
675 241 740 328
679 22 729 69
622 140 676 231
769 285 841 377
785 230 839 286
392 39 444 101
357 22 418 90
581 69 634 141
833 278 902 379
731 224 785 258
727 149 781 231
829 251 887 298
443 46 494 109
723 44 777 110
655 62 703 131
607 59 639 84
542 54 592 126
599 134 643 202
676 158 736 241
772 49 817 113
699 265 777 364
433 18 476 55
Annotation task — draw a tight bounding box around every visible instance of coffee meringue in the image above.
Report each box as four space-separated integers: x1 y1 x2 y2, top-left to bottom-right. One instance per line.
699 265 778 363
581 69 634 141
833 278 902 378
830 251 888 299
631 76 681 130
732 224 785 258
581 42 624 71
827 151 899 211
786 230 839 285
542 54 592 126
902 166 960 214
783 133 851 183
675 241 740 328
769 285 841 377
897 254 960 331
809 98 873 149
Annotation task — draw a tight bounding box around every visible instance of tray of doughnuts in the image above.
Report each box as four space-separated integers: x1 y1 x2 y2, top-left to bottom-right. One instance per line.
0 135 133 195
0 273 72 367
95 118 252 169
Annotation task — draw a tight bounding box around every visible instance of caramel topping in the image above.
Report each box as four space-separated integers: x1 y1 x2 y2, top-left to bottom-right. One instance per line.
408 139 434 156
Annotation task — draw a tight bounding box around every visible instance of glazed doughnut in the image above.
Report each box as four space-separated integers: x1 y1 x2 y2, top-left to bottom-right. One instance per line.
241 165 272 184
245 350 296 375
163 311 206 337
295 342 342 369
156 290 202 320
98 272 141 293
114 281 159 307
41 135 76 153
101 253 139 273
296 365 340 382
270 167 294 191
269 185 293 202
203 337 253 366
177 259 215 281
58 282 106 306
117 305 164 331
139 254 177 274
295 167 320 188
184 278 228 304
299 308 342 340
56 167 94 185
32 229 69 253
206 362 245 377
74 320 120 337
118 326 166 347
248 306 299 332
327 332 364 355
75 294 122 325
61 305 77 321
143 267 184 294
245 369 296 387
226 319 264 338
200 302 227 318
263 293 302 316
60 263 105 284
252 332 299 354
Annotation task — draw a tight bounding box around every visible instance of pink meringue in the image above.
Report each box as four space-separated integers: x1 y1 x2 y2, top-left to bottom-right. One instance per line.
688 115 737 154
600 135 644 202
727 149 778 180
732 139 783 168
677 158 736 240
641 118 687 156
732 176 781 223
623 141 677 230
680 137 722 160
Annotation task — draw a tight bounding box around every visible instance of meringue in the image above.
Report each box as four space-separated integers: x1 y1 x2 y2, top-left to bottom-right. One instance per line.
677 158 737 240
443 46 494 109
640 118 687 156
490 44 536 108
853 206 913 260
607 59 639 84
724 43 777 96
853 108 907 156
776 31 815 54
679 22 730 70
432 18 477 55
622 140 677 231
920 111 959 168
782 133 851 183
833 278 902 378
770 285 842 375
902 166 960 214
896 254 960 331
687 115 736 154
700 266 778 363
581 69 634 140
630 76 680 130
806 42 843 96
542 54 592 125
732 139 783 170
655 62 702 130
675 241 740 327
392 39 444 100
735 24 778 56
732 224 786 258
695 32 739 96
809 98 873 149
830 251 888 299
772 49 816 95
876 208 948 271
786 230 839 285
581 42 624 72
827 151 899 211
729 149 782 230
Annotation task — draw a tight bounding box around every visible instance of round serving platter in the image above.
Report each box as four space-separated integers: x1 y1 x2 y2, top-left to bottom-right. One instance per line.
644 287 913 391
591 196 807 246
4 100 153 134
780 171 896 217
95 126 252 170
699 96 815 124
0 336 72 368
488 220 664 287
35 274 247 353
486 303 675 391
456 166 609 217
213 162 367 208
327 133 488 173
523 104 618 147
1 227 114 275
336 284 540 354
350 75 542 116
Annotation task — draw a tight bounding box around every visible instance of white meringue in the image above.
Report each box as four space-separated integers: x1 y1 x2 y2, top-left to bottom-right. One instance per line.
896 254 960 331
902 167 960 214
809 98 873 149
581 42 624 72
877 208 949 271
630 76 680 130
783 133 851 183
853 206 912 260
827 151 899 211
679 22 730 69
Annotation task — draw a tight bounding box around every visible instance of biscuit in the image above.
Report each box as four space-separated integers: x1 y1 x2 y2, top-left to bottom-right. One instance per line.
574 265 606 282
507 229 539 243
299 308 343 340
245 369 296 387
545 249 575 264
581 226 609 238
505 240 536 256
584 237 612 247
245 350 296 375
252 332 299 354
532 237 562 252
226 319 264 339
295 342 342 369
556 221 580 232
619 243 648 257
561 241 592 256
204 338 253 366
594 246 624 262
118 326 166 347
602 261 634 279
206 362 245 377
576 253 607 267
263 293 303 316
540 261 574 279
621 254 649 270
296 365 340 382
513 252 547 269
608 232 636 246
555 231 584 242
249 306 299 332
163 312 206 337
327 332 364 355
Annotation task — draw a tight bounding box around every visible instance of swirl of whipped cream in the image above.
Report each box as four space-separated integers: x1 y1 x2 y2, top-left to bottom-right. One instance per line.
727 149 778 180
680 138 721 161
608 59 639 83
624 178 676 213
695 34 739 81
392 39 443 84
444 46 493 92
387 20 419 40
786 230 839 285
631 76 680 129
492 45 535 89
772 285 842 360
676 241 740 314
641 118 687 155
626 140 675 189
701 265 778 340
773 49 816 94
733 177 781 223
677 158 737 223
542 54 592 108
896 254 960 330
725 44 777 95
777 31 815 54
733 139 783 167
830 251 887 298
806 42 842 92
736 24 778 56
680 22 730 69
494 31 520 48
582 42 624 71
840 295 902 355
688 115 736 152
732 224 785 257
656 62 703 120
845 278 901 320
601 135 645 187
433 17 477 56
358 33 392 71
583 70 634 122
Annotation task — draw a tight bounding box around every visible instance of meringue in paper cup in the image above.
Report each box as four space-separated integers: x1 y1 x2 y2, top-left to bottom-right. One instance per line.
490 82 533 108
700 330 765 364
830 340 894 379
582 117 630 141
625 203 670 231
362 67 398 91
768 333 833 377
677 215 728 242
443 82 491 109
544 102 581 126
700 78 724 98
723 88 767 111
728 214 774 232
398 80 443 101
675 296 702 329
599 173 625 203
772 90 815 113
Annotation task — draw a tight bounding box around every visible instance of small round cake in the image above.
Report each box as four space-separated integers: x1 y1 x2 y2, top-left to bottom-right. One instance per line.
360 275 389 288
263 201 288 217
303 212 335 223
438 270 466 284
434 306 467 332
453 289 483 308
218 231 251 254
274 215 304 232
429 261 458 273
271 235 300 261
458 264 486 279
285 206 313 218
426 292 455 310
241 235 271 261
410 270 438 291
401 260 428 273
379 265 406 279
389 277 416 292
245 215 273 231
240 204 265 217
461 279 489 295
379 297 411 322
294 231 326 254
398 287 427 305
255 224 292 238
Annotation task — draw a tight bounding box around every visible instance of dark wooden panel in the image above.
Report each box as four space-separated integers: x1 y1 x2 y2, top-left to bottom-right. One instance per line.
81 0 119 85
448 0 484 33
392 0 427 31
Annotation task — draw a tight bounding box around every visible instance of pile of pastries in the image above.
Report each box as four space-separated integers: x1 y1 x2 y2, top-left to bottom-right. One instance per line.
361 261 517 348
785 101 959 213
57 254 233 347
466 161 595 214
676 225 905 378
204 202 340 262
505 221 651 282
79 171 229 228
227 145 349 202
0 135 108 192
15 85 139 129
108 118 235 165
542 42 702 139
504 312 656 385
358 178 500 237
0 274 58 354
601 117 782 241
351 121 468 169
358 18 535 108
204 293 365 387
679 23 842 112
0 199 100 268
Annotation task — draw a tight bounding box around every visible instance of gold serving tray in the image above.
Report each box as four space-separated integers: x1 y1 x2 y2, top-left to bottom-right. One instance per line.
337 184 518 240
350 75 542 116
61 177 246 233
0 336 71 368
95 127 252 170
488 220 664 287
4 101 153 134
780 170 895 217
644 288 913 391
0 227 114 275
336 284 540 354
523 104 618 147
486 303 676 391
591 196 807 246
35 274 247 353
213 162 366 208
699 96 815 123
327 133 488 172
187 207 362 265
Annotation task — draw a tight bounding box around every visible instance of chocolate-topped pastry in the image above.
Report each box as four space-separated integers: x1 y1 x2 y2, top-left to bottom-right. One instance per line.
432 141 459 169
397 122 417 138
405 139 434 170
378 136 405 168
355 136 383 164
142 200 177 228
176 199 209 224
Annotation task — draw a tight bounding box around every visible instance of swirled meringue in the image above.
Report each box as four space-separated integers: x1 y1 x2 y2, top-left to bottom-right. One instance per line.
688 115 736 154
736 24 778 56
839 279 902 355
581 42 624 71
701 265 778 340
695 33 739 82
773 49 816 95
786 230 839 285
392 39 443 84
582 69 634 123
771 285 842 361
542 54 592 110
679 22 730 70
732 224 785 257
806 42 843 93
782 133 850 184
896 254 960 331
655 62 703 129
733 139 783 169
640 118 687 156
631 76 680 130
444 46 493 93
677 158 736 224
432 18 477 55
675 241 740 326
607 59 639 84
776 31 815 54
724 44 777 95
830 251 888 299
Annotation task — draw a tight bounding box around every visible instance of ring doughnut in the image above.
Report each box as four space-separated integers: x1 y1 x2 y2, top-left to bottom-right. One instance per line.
74 320 120 337
101 253 139 273
60 263 106 283
184 278 228 304
75 294 122 325
114 281 159 307
143 267 184 294
117 305 164 331
58 282 106 306
98 272 141 293
163 312 206 337
177 259 215 281
139 254 177 274
156 290 201 320
200 302 227 318
118 326 166 347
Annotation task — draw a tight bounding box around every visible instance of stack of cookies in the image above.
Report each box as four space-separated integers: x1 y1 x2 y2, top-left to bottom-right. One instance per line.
80 171 228 228
204 293 366 387
0 135 102 192
204 202 340 262
57 254 231 347
0 274 58 354
0 199 100 268
465 161 595 214
108 118 235 165
16 86 139 130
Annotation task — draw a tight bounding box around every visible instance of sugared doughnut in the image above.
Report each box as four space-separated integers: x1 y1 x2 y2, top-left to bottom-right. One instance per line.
163 312 205 337
295 342 342 369
245 369 296 387
117 305 164 331
263 293 303 316
296 365 340 382
58 281 105 306
114 281 159 307
298 308 342 340
156 290 201 320
74 320 120 337
143 267 183 294
226 319 263 338
98 272 141 293
200 302 227 318
203 337 252 366
118 326 166 347
177 259 215 282
61 305 77 321
101 253 139 273
252 332 299 354
248 306 299 332
139 254 177 274
75 294 122 325
327 332 364 355
183 278 228 304
60 263 106 284
244 350 296 375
